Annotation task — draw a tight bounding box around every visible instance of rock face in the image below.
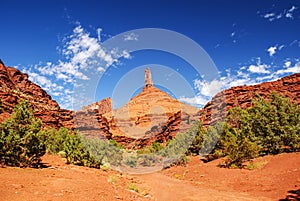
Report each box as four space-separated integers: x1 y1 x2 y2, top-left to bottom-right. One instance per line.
1 61 299 148
74 68 200 148
74 98 113 138
105 84 199 148
200 73 300 126
0 62 74 128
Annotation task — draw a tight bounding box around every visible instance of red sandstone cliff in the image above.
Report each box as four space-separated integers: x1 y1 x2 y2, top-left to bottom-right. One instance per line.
0 62 74 128
200 73 300 126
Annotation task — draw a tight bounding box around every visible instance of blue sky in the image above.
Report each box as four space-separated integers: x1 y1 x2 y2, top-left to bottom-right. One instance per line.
1 0 300 109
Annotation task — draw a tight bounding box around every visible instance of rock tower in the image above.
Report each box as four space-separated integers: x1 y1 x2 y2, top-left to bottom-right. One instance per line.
145 67 153 87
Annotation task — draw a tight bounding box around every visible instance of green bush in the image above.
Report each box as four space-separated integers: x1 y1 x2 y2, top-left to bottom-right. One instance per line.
226 92 300 154
250 93 300 153
42 127 69 154
83 137 123 166
0 100 45 167
189 92 299 168
62 131 101 168
160 126 195 166
40 125 124 169
137 141 164 154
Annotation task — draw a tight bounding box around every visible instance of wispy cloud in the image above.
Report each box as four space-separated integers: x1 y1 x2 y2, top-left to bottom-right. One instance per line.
124 33 139 41
21 24 131 109
261 5 298 21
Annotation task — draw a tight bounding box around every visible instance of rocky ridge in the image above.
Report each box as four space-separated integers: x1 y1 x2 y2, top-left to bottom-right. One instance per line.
200 73 300 126
0 61 74 128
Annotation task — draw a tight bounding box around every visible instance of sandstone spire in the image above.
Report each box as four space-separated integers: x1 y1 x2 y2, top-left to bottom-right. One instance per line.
145 67 153 87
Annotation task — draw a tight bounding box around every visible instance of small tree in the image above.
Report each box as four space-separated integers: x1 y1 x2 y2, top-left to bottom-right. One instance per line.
63 131 99 167
0 100 45 167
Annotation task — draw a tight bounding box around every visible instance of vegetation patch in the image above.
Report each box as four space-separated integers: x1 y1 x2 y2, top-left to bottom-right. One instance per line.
0 100 45 167
127 182 140 193
189 92 300 168
245 160 268 170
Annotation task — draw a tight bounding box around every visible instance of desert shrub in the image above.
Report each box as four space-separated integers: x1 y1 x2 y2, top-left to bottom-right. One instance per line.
123 154 137 167
137 154 162 166
188 121 207 154
249 93 300 153
189 121 226 160
127 182 140 193
221 127 259 167
189 92 299 168
160 126 195 166
83 137 123 166
42 127 69 154
137 141 164 154
62 131 101 168
0 100 45 167
109 139 124 149
41 126 124 169
226 92 300 155
221 92 299 166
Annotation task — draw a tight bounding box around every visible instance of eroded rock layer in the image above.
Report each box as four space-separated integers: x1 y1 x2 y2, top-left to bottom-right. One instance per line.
200 73 300 126
0 62 74 128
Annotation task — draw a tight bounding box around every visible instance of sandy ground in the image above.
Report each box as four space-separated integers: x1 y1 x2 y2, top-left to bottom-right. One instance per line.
1 153 299 201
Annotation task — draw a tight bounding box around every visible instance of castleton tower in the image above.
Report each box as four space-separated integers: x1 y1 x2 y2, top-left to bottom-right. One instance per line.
145 67 153 87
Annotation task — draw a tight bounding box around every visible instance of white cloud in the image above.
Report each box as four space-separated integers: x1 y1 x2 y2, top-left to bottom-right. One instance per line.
97 66 105 72
261 5 298 21
56 73 69 80
267 46 277 56
276 62 300 74
289 5 297 12
248 63 270 74
21 24 132 109
124 33 139 41
264 13 276 21
194 79 223 97
255 74 278 82
286 6 297 19
178 96 209 107
284 61 291 68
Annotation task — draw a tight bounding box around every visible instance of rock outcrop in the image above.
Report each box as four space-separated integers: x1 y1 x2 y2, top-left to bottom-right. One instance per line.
106 84 199 148
200 73 300 126
1 61 299 149
74 98 113 139
74 68 200 148
0 62 74 128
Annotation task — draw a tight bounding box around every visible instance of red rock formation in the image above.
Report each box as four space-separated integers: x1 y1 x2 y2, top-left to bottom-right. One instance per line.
0 63 74 128
73 98 113 138
73 69 200 148
2 61 299 149
73 85 199 148
200 73 300 126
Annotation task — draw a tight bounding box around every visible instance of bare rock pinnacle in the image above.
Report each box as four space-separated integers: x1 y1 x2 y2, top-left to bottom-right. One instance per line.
145 67 153 87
